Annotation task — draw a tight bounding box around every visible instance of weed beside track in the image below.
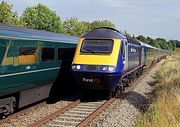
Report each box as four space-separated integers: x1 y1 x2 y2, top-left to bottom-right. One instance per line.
136 56 180 127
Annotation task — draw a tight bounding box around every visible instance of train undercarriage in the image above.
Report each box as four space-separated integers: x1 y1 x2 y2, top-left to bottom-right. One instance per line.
0 84 52 118
109 65 144 98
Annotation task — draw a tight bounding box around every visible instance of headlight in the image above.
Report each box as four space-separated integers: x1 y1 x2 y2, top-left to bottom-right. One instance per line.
76 65 81 70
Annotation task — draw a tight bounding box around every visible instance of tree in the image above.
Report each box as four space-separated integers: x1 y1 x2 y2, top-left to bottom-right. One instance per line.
152 40 161 48
136 35 173 50
0 1 24 26
136 35 147 43
90 20 116 29
155 38 169 50
124 30 131 37
21 4 63 33
63 17 90 36
169 40 177 50
175 40 180 48
146 36 154 44
78 21 91 35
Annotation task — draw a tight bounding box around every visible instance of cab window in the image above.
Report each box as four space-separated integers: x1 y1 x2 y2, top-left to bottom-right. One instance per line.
41 48 54 61
81 39 114 54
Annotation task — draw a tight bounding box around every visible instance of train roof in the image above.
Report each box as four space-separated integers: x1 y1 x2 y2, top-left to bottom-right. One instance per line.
138 40 157 49
139 41 171 53
0 24 78 43
82 27 126 39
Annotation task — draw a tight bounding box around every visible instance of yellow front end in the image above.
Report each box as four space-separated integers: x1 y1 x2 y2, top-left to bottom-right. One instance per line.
72 38 121 66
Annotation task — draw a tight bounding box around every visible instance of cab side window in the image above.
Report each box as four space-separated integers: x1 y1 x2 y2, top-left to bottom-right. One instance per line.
19 47 37 65
121 42 125 61
41 48 54 61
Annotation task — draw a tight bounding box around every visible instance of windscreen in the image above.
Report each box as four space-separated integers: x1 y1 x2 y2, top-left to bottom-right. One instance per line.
80 39 114 54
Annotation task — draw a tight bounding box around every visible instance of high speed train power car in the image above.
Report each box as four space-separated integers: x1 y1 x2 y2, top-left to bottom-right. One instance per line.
71 27 169 97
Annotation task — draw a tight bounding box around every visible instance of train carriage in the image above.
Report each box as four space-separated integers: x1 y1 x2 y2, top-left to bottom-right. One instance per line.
0 24 78 117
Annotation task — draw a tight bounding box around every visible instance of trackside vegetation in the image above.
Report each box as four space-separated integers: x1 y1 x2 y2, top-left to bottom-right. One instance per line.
0 1 178 51
173 48 180 55
135 56 180 127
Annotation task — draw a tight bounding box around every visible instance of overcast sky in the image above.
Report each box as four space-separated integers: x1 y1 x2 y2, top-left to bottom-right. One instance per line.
3 0 180 40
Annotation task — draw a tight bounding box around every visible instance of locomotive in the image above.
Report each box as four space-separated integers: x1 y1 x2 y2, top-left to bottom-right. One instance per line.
0 24 78 117
71 27 169 96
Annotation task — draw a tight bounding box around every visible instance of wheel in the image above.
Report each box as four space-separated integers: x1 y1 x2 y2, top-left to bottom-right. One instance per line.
115 87 122 98
136 71 140 78
108 91 115 99
115 81 124 98
0 112 7 119
124 75 130 87
132 72 136 81
140 67 143 75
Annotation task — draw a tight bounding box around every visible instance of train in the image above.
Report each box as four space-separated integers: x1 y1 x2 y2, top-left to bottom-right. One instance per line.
0 24 78 117
71 27 170 97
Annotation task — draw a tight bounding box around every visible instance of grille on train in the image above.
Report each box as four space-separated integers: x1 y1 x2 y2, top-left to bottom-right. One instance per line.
84 65 99 71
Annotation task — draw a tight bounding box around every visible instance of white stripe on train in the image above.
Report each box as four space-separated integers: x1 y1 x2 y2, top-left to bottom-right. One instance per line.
0 67 60 78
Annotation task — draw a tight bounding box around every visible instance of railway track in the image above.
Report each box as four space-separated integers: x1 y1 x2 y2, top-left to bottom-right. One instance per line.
28 65 155 127
0 101 46 125
0 93 81 126
29 98 115 127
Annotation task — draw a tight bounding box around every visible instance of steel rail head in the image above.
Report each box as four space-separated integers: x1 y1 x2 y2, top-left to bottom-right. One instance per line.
76 98 115 127
28 99 81 127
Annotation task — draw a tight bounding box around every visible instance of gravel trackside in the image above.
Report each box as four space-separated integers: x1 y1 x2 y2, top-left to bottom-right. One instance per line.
87 62 162 127
0 100 70 127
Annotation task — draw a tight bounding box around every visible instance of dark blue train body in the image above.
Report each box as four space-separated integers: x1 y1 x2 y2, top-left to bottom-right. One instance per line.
71 28 169 96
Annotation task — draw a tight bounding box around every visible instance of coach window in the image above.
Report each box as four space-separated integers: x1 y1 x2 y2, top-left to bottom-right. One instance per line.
41 48 54 61
0 40 14 66
1 46 14 66
19 47 37 65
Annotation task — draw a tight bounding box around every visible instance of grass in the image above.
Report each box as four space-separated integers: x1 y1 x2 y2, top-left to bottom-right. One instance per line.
173 48 180 55
135 55 180 127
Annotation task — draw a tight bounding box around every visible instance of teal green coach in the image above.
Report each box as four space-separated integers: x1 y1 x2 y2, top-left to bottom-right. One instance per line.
0 24 78 117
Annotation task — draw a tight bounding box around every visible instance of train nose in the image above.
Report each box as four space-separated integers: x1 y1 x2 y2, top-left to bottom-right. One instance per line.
72 72 121 91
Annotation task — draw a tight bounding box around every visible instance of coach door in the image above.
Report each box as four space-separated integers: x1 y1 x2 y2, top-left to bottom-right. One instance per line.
40 42 59 83
141 47 145 65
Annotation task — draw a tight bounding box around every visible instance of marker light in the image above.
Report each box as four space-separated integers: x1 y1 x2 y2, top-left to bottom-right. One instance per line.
108 66 115 71
72 65 76 69
102 66 108 71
